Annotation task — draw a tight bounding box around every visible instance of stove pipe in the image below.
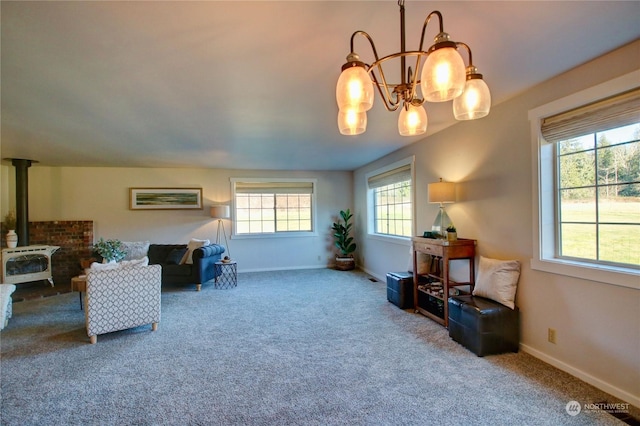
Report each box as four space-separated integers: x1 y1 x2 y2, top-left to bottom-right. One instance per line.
11 159 32 246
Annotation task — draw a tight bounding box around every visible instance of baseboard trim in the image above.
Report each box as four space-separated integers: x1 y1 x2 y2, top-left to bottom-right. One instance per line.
360 267 386 283
520 343 640 408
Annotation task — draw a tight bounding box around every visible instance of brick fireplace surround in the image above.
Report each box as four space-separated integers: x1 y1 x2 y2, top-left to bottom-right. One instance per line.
1 221 94 293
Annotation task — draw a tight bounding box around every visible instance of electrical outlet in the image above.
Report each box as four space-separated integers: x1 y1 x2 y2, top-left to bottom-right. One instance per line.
548 328 557 344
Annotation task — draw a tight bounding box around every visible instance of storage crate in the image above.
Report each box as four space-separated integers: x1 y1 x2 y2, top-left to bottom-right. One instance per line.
386 272 414 309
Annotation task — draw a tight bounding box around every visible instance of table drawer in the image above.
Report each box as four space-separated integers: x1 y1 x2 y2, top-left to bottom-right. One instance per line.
413 242 443 257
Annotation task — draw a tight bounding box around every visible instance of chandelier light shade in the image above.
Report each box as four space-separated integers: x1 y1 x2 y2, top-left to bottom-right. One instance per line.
421 45 466 102
398 103 428 136
453 72 492 120
338 108 367 135
336 0 490 136
336 58 375 113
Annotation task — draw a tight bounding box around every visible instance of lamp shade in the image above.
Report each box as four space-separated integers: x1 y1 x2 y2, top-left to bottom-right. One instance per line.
338 109 367 135
428 180 456 203
336 65 374 112
398 103 428 136
453 77 491 120
421 46 466 102
210 205 230 219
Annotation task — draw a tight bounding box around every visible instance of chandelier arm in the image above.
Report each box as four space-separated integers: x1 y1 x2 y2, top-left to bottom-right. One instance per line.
456 42 473 67
409 53 424 104
370 69 401 112
367 51 427 108
349 30 381 64
418 10 444 51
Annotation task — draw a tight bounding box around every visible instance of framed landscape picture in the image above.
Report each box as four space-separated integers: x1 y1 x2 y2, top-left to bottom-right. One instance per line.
129 188 203 210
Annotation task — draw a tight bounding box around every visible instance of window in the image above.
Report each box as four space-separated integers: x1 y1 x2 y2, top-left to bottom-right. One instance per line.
232 179 316 236
367 159 414 238
530 71 640 288
555 123 640 266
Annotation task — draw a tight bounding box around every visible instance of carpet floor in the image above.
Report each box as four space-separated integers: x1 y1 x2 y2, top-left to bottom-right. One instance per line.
1 269 637 425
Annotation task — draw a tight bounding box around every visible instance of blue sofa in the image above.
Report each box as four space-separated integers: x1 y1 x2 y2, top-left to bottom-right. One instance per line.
147 244 226 291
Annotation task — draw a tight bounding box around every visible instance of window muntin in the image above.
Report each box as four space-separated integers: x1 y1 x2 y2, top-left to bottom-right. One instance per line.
233 179 315 236
556 123 640 268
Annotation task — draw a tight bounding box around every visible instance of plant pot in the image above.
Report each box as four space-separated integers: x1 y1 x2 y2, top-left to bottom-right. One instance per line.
335 256 355 271
447 231 457 241
6 230 18 248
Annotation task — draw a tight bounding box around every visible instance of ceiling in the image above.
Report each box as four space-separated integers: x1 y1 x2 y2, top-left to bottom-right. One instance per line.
2 1 639 171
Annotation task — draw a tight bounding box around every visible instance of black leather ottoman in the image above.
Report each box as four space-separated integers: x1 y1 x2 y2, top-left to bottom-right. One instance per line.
386 272 414 309
448 295 519 357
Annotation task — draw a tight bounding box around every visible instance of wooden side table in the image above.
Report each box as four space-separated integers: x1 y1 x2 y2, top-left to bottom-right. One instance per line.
214 261 237 289
411 237 476 327
70 275 87 309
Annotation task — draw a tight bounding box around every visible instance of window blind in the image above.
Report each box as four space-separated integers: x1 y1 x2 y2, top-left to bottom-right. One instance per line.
541 87 640 143
235 181 314 194
367 164 411 189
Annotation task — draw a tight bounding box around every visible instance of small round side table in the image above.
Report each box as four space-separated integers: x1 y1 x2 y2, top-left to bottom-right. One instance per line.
214 261 237 289
70 275 87 309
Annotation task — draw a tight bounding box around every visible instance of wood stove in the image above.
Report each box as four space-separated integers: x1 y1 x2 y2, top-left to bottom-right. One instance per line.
1 245 60 286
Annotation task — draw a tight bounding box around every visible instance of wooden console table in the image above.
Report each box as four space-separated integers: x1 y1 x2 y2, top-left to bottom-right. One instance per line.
412 237 476 327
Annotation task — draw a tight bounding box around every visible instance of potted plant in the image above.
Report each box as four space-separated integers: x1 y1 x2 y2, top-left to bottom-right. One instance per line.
93 238 126 263
332 209 356 271
446 224 457 241
3 211 18 248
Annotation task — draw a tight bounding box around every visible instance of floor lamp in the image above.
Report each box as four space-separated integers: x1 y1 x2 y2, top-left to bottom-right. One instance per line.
428 178 456 239
210 205 231 258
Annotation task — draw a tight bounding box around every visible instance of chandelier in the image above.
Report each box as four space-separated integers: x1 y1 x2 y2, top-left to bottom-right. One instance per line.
336 0 491 136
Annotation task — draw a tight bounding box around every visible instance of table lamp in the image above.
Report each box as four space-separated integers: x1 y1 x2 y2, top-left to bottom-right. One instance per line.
428 178 456 239
210 205 231 258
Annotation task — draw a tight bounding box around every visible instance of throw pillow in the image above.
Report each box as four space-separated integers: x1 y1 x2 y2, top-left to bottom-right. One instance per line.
120 256 149 268
180 239 210 265
121 241 150 261
472 256 521 309
89 261 121 272
165 248 188 265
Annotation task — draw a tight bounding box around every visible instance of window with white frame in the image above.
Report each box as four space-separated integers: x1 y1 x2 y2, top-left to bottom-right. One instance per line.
367 161 413 238
530 73 640 288
232 179 316 236
552 123 639 266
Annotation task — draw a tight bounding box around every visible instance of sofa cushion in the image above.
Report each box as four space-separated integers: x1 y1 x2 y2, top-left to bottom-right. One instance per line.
472 256 521 309
165 248 188 265
180 239 210 265
121 241 150 261
162 263 193 277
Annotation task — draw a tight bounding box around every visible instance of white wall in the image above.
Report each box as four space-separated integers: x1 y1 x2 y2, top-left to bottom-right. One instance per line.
0 166 352 272
354 40 640 406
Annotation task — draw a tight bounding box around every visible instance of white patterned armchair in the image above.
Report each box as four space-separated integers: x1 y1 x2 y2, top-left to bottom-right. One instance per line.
85 264 161 344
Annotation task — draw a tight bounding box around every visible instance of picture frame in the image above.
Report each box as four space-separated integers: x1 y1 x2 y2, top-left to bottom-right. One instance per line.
129 188 203 210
